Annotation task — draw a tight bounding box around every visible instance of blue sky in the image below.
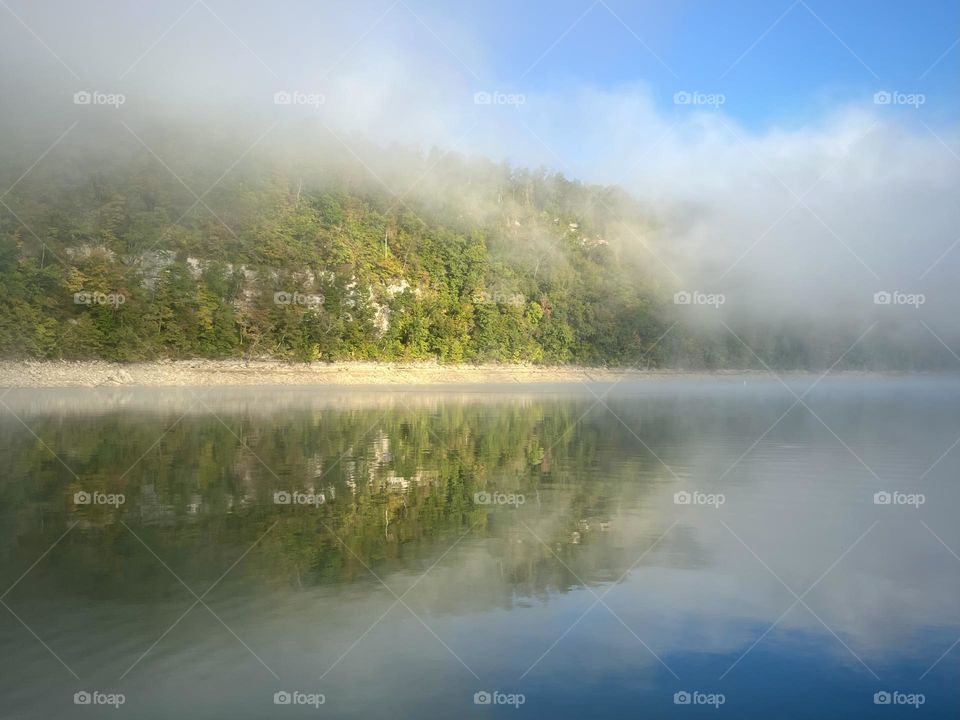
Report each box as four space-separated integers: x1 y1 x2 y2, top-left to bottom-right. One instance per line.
432 0 960 128
2 0 957 132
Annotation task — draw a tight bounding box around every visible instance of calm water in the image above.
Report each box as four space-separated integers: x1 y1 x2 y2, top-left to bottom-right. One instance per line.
1 378 959 719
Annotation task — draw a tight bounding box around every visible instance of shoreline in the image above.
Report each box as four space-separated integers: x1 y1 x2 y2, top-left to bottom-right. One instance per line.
0 360 920 388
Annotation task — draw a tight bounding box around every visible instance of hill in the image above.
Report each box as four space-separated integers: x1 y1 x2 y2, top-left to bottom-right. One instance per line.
0 129 951 370
0 134 672 364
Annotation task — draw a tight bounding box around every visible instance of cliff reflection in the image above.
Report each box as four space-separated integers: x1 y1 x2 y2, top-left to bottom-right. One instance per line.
0 392 685 605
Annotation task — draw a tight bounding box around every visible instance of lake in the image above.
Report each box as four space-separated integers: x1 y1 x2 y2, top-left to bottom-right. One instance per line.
1 377 958 718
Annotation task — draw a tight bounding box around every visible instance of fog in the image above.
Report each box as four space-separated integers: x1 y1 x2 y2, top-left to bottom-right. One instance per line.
1 0 958 358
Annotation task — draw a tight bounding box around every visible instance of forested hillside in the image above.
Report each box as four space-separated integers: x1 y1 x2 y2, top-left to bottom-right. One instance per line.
0 133 673 364
0 131 948 369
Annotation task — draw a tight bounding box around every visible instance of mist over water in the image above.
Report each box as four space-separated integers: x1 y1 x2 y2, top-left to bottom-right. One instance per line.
1 379 959 718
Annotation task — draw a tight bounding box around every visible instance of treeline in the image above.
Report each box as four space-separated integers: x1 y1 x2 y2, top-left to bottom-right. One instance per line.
0 139 668 364
0 132 951 369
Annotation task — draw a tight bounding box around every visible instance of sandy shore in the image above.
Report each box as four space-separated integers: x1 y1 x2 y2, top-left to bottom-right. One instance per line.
0 359 720 388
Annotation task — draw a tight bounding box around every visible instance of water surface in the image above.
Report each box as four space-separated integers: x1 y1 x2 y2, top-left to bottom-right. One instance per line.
1 378 958 718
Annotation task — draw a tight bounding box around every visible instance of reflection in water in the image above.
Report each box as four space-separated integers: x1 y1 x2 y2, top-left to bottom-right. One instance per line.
1 379 959 718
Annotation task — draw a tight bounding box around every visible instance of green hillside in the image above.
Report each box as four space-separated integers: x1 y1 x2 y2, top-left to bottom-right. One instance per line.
0 132 946 369
0 137 672 364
